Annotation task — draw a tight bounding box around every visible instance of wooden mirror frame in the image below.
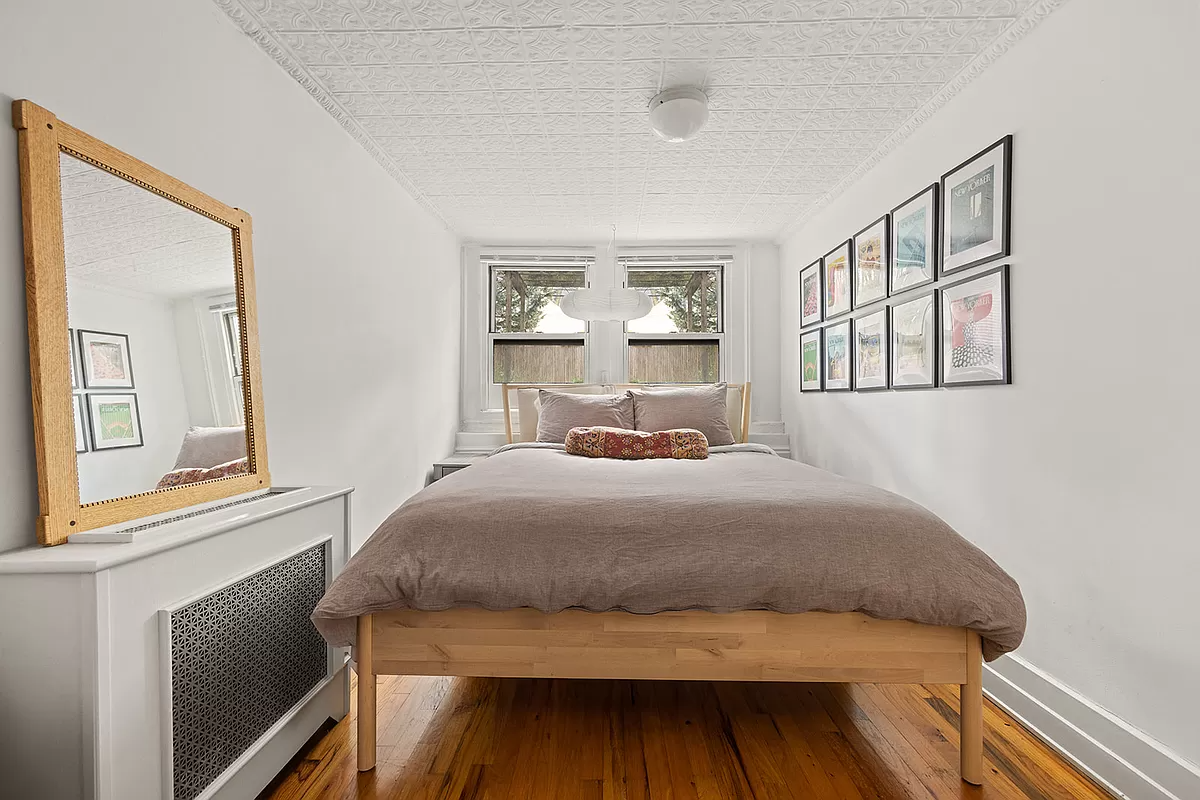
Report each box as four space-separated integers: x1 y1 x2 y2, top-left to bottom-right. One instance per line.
12 100 270 546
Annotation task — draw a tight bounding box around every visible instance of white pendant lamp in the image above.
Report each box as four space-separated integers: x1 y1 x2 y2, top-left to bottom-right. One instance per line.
648 87 709 143
560 225 653 322
559 287 653 322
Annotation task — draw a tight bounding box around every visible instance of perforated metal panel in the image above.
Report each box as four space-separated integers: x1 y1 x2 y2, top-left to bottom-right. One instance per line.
166 543 327 800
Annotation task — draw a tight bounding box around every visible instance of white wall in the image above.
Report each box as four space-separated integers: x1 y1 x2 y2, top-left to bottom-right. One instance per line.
780 0 1199 775
68 283 192 502
0 0 461 552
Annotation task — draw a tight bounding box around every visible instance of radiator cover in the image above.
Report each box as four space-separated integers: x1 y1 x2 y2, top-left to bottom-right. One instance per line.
163 541 329 800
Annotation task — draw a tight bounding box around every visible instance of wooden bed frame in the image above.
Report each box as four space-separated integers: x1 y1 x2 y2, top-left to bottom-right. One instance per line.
353 608 984 785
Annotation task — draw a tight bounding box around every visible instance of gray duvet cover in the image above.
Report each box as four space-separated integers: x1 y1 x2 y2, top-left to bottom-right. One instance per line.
313 444 1025 660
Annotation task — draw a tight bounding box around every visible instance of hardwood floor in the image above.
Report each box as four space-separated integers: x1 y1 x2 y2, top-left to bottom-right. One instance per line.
260 674 1111 800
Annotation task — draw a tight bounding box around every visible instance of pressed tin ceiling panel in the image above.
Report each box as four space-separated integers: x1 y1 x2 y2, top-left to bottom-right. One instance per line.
214 0 1065 241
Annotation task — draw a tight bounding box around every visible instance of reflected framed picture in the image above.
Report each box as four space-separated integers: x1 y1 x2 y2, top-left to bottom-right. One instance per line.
74 394 88 453
68 328 79 390
799 259 823 328
823 320 853 391
890 290 938 389
891 184 938 293
86 393 144 450
853 215 889 308
78 329 135 389
823 240 853 320
854 308 889 391
940 265 1010 386
941 135 1012 275
800 329 823 392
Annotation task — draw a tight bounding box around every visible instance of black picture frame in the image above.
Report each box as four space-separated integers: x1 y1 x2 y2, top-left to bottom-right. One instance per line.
799 328 823 392
939 135 1012 276
823 319 853 391
799 259 824 329
939 265 1011 387
77 328 136 390
890 183 939 295
852 214 890 309
74 394 88 454
86 392 145 451
890 289 939 390
853 306 890 392
822 239 854 321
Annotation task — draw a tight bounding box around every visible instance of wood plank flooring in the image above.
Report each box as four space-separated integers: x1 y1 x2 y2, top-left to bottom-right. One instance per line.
260 675 1111 800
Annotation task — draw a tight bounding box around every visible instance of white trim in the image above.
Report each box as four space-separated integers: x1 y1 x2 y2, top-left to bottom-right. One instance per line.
983 654 1200 800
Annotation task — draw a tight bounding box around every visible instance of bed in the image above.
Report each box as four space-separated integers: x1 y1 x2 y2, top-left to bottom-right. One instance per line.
313 384 1025 785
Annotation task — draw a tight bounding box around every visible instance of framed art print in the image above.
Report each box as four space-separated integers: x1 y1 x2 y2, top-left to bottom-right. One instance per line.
891 290 938 389
87 393 144 450
941 135 1012 275
799 259 823 328
853 215 889 308
74 394 88 453
940 265 1010 386
823 240 853 320
800 329 823 392
891 184 938 293
68 328 79 390
78 329 135 389
823 320 853 391
853 308 889 391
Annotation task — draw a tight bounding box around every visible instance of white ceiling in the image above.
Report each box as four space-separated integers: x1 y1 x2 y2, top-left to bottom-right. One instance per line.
60 153 237 299
215 0 1063 242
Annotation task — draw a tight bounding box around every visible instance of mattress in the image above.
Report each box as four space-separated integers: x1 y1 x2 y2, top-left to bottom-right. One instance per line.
313 444 1025 660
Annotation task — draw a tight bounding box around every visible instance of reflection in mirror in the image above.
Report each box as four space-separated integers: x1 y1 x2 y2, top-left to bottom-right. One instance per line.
60 153 249 505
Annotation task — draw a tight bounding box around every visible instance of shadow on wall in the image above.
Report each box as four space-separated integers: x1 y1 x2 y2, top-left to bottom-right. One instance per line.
0 90 40 553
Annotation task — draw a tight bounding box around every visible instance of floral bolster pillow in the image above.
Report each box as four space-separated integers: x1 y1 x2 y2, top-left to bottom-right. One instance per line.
564 426 708 460
156 456 250 490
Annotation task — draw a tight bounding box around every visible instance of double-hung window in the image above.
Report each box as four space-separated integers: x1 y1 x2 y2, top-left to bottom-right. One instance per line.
487 255 591 385
622 255 727 384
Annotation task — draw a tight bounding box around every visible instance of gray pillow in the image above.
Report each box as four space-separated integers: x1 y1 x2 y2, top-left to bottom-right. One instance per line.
536 390 634 443
630 383 735 446
172 426 248 470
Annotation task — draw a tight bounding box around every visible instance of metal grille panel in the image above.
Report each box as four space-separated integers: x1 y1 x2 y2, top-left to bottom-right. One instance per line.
168 543 327 800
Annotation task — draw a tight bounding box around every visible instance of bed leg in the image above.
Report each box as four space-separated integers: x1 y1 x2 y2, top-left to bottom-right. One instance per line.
961 630 984 785
356 614 376 772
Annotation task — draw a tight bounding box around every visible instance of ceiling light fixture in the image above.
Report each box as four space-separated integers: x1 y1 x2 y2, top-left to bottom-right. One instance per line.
648 87 709 142
559 226 653 322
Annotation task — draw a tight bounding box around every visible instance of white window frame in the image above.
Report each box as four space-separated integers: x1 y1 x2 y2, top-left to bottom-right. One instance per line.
621 253 732 384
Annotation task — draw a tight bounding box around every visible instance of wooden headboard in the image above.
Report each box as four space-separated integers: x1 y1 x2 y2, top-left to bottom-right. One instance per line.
501 382 752 445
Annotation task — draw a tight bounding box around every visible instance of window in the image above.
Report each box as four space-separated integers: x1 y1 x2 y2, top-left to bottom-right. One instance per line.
623 259 725 384
488 258 590 384
221 308 245 425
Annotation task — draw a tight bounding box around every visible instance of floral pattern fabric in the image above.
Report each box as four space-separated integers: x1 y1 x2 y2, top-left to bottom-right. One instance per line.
564 426 708 460
156 457 250 490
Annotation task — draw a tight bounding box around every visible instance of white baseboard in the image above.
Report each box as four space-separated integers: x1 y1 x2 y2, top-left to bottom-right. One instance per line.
983 655 1200 800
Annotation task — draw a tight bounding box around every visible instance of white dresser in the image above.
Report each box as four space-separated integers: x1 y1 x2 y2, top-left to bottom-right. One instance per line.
0 486 353 800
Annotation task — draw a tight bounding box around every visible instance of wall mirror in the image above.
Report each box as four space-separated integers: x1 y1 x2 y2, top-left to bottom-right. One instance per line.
13 100 270 546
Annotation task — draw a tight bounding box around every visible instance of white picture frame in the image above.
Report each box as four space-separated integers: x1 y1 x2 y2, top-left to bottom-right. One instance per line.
853 216 889 308
822 240 853 320
823 320 853 391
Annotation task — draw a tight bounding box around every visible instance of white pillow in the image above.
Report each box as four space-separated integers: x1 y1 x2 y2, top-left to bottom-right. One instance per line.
172 426 247 470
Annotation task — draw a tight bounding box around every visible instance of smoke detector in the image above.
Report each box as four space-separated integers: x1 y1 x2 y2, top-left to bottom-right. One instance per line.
648 88 709 143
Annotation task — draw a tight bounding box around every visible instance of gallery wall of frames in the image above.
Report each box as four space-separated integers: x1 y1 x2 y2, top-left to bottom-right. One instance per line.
799 135 1013 394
